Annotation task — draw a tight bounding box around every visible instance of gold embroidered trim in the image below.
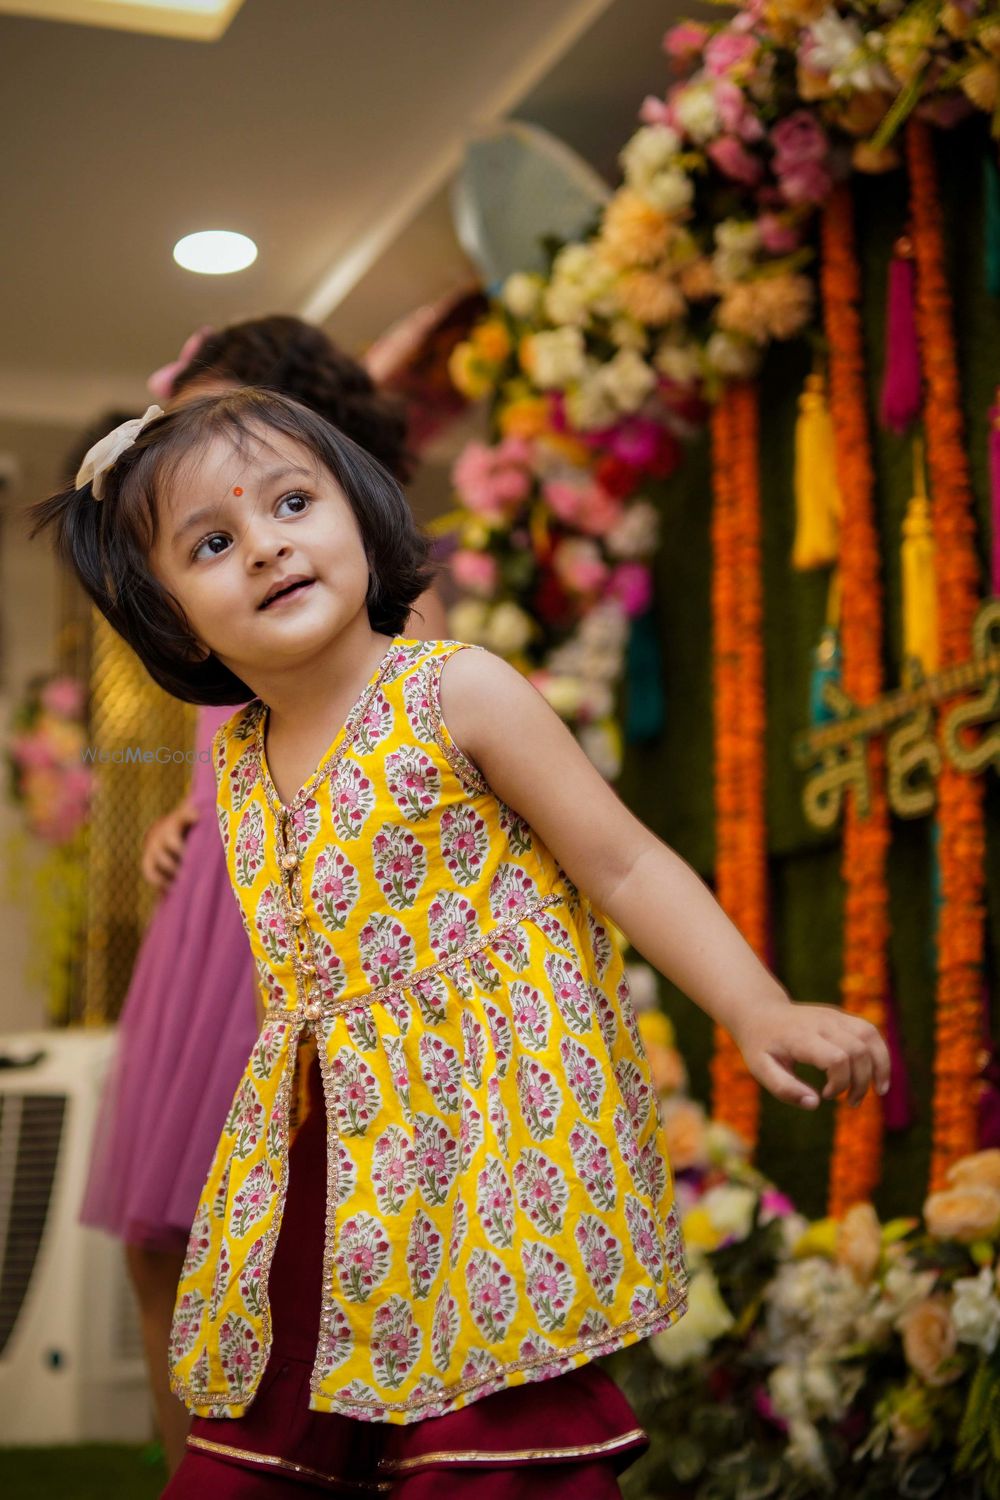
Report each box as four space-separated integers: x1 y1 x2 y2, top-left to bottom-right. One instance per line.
377 1427 649 1473
422 647 490 796
263 895 566 1023
185 1434 392 1492
255 636 401 819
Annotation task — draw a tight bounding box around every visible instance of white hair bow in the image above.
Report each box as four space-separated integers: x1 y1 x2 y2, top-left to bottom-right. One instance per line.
75 404 164 500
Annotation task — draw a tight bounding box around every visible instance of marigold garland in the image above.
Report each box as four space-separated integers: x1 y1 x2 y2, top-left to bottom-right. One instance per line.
906 121 987 1190
710 380 766 1150
819 185 891 1216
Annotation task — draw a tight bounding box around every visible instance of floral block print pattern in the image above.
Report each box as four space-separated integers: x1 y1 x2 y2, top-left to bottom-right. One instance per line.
169 638 687 1429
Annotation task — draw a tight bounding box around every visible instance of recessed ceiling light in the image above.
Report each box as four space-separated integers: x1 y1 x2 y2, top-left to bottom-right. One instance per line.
173 230 257 275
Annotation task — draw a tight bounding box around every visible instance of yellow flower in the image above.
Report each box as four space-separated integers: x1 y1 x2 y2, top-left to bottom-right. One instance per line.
498 397 548 441
961 59 1000 114
885 13 936 84
792 1217 838 1259
537 431 592 468
680 1205 721 1254
638 1010 675 1051
679 257 718 301
471 319 512 365
599 189 673 270
448 342 493 400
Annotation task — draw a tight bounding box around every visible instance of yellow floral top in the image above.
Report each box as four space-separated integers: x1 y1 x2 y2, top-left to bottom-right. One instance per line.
169 638 687 1425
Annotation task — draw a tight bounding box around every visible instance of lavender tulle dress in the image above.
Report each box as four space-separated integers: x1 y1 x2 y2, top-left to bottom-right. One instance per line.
80 704 259 1255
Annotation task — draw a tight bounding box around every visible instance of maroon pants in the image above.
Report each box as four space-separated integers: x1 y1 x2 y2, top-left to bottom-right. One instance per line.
164 1054 644 1497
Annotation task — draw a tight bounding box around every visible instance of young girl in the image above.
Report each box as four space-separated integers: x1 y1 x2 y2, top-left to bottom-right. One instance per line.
32 389 889 1498
77 317 445 1473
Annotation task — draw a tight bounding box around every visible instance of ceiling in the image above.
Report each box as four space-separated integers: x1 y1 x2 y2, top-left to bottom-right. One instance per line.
0 0 701 431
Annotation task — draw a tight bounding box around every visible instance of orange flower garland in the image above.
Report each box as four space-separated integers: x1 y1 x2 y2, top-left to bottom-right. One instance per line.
905 121 986 1190
710 380 767 1150
819 185 891 1216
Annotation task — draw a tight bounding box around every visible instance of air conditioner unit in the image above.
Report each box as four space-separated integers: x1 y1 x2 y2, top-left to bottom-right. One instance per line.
0 1028 152 1444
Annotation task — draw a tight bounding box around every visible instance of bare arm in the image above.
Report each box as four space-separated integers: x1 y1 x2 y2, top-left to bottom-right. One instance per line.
440 649 890 1112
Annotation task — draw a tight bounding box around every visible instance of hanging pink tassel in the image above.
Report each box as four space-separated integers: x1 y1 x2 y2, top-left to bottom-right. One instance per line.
879 236 923 435
990 391 1000 595
881 988 913 1132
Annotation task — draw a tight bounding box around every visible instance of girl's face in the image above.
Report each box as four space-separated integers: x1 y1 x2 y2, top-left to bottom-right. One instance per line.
149 425 372 684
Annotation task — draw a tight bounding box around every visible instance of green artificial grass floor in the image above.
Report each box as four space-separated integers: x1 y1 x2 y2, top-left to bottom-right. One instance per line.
0 1444 166 1499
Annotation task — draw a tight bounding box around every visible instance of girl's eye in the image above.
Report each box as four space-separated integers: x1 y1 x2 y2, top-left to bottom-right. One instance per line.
191 493 310 561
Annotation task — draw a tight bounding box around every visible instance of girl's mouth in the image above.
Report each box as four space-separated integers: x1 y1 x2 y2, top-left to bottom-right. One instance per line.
259 579 315 610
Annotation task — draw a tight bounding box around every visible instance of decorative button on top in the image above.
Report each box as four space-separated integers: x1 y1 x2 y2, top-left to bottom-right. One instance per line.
300 960 316 975
281 852 298 871
305 1002 322 1021
289 907 305 924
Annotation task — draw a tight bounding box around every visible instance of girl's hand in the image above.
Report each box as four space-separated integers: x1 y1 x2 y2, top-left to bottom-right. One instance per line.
732 999 891 1111
140 795 199 893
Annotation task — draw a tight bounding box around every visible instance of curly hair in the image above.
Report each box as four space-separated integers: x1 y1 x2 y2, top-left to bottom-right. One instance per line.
171 315 412 483
29 389 433 707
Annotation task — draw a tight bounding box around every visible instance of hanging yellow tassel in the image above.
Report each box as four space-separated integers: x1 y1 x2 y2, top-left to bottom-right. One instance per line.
792 372 843 570
902 436 939 677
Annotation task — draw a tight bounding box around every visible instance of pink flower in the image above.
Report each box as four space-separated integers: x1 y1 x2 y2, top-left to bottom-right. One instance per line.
450 549 498 596
704 32 757 79
543 478 622 538
639 94 676 130
452 437 533 522
11 731 57 771
553 538 608 595
714 79 764 142
708 135 763 186
40 676 85 718
663 21 709 66
779 159 832 205
759 1188 796 1223
757 213 801 254
606 562 653 618
771 109 828 168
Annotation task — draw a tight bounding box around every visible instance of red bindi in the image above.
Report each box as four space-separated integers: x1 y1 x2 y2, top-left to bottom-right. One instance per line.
233 486 244 496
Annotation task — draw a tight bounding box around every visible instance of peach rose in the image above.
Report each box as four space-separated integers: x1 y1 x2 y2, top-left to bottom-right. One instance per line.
836 1202 882 1284
662 1099 708 1172
923 1185 1000 1244
947 1149 1000 1195
898 1298 960 1387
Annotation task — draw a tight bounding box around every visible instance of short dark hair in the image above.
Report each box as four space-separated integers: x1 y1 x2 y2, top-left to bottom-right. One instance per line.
29 388 434 706
172 314 413 482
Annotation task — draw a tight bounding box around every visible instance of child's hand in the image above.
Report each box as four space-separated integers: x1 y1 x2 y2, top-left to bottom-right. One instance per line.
140 795 199 893
732 1000 891 1111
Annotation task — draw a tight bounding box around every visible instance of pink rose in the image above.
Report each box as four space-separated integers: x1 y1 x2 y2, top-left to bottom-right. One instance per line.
663 21 709 66
639 94 678 131
40 676 85 718
704 32 757 79
606 562 653 617
553 539 609 595
452 437 533 521
757 213 801 254
708 135 763 186
714 79 764 142
450 549 498 597
771 109 828 168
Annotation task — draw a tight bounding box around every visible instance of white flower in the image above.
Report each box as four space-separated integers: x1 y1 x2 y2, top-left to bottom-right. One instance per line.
485 601 533 655
712 218 761 284
621 124 681 186
641 169 695 218
807 8 894 92
770 1362 807 1421
501 271 544 320
448 599 490 644
536 673 586 718
651 1268 734 1369
530 326 587 389
544 280 591 327
672 81 720 144
801 1359 844 1418
601 348 657 413
705 331 760 378
883 1262 937 1318
578 720 622 780
952 1267 1000 1355
705 1119 753 1168
606 499 660 560
545 244 618 326
565 370 618 431
701 1184 758 1243
654 339 703 386
786 1417 831 1483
